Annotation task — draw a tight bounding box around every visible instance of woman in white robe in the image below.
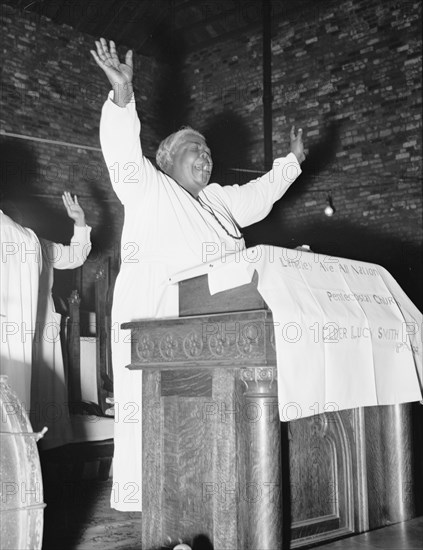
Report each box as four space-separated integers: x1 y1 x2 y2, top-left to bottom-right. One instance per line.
30 193 92 450
0 210 41 410
91 38 305 511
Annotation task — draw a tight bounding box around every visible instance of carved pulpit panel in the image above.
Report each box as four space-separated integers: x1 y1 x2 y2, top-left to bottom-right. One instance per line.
288 411 356 547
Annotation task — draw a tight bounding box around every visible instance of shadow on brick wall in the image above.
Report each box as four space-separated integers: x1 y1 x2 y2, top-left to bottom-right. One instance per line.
0 139 68 237
300 118 343 178
204 110 252 181
151 23 191 138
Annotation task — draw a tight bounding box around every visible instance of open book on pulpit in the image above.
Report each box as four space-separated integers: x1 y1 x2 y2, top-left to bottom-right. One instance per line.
168 245 423 421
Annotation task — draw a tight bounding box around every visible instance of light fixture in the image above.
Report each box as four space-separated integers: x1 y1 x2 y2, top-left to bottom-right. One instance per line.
324 192 336 217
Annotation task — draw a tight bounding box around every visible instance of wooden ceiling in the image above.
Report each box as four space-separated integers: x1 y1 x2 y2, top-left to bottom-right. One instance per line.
4 0 292 57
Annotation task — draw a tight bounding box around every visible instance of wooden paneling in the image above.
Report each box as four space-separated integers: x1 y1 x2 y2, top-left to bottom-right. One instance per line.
142 366 251 547
161 370 213 397
123 309 276 370
364 404 415 528
142 370 163 544
178 270 267 316
289 411 355 547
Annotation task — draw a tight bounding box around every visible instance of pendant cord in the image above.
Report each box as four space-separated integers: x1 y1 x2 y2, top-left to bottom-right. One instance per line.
176 182 244 241
196 196 244 241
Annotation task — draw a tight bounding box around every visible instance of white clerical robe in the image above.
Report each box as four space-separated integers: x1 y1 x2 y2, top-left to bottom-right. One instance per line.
0 210 41 410
30 226 92 450
100 91 302 511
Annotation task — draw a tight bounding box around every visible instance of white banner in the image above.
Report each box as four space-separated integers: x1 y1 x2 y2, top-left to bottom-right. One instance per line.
207 245 423 421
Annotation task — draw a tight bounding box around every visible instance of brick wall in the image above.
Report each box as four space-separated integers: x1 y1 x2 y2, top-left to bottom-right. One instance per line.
183 0 422 306
0 4 164 307
1 1 422 308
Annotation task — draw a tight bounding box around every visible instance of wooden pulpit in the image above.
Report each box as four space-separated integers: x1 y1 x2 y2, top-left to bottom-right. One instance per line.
123 273 417 549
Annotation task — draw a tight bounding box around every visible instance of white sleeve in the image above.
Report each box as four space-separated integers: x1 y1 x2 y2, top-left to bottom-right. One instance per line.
99 91 147 204
217 153 302 228
51 225 92 270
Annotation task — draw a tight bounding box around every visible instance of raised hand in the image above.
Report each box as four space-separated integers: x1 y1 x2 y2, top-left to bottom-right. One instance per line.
290 126 306 164
62 192 86 227
90 38 133 107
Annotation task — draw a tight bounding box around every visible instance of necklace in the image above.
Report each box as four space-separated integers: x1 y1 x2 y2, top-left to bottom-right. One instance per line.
178 183 244 241
196 195 244 241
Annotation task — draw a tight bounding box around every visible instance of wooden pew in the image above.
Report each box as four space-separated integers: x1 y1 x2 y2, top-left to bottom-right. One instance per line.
45 259 115 482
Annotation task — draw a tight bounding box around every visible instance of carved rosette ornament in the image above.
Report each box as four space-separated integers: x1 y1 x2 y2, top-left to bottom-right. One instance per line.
236 323 260 355
240 366 277 394
159 332 179 361
136 333 155 362
183 330 203 358
208 334 231 357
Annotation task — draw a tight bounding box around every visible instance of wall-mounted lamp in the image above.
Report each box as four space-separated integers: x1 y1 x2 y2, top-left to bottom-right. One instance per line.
324 192 336 217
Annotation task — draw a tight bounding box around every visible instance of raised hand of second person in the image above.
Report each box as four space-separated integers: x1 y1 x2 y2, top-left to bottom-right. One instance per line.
290 126 306 165
62 192 86 227
90 38 133 107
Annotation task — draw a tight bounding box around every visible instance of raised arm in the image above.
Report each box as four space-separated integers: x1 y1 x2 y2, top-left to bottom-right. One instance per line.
91 38 145 202
215 126 306 227
50 193 92 269
62 191 86 228
290 126 305 165
90 38 133 107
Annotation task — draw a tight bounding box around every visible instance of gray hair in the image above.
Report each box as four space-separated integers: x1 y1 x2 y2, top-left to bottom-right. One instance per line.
156 126 206 175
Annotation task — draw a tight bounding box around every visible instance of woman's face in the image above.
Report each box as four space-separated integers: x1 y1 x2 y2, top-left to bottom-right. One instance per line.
168 133 213 197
